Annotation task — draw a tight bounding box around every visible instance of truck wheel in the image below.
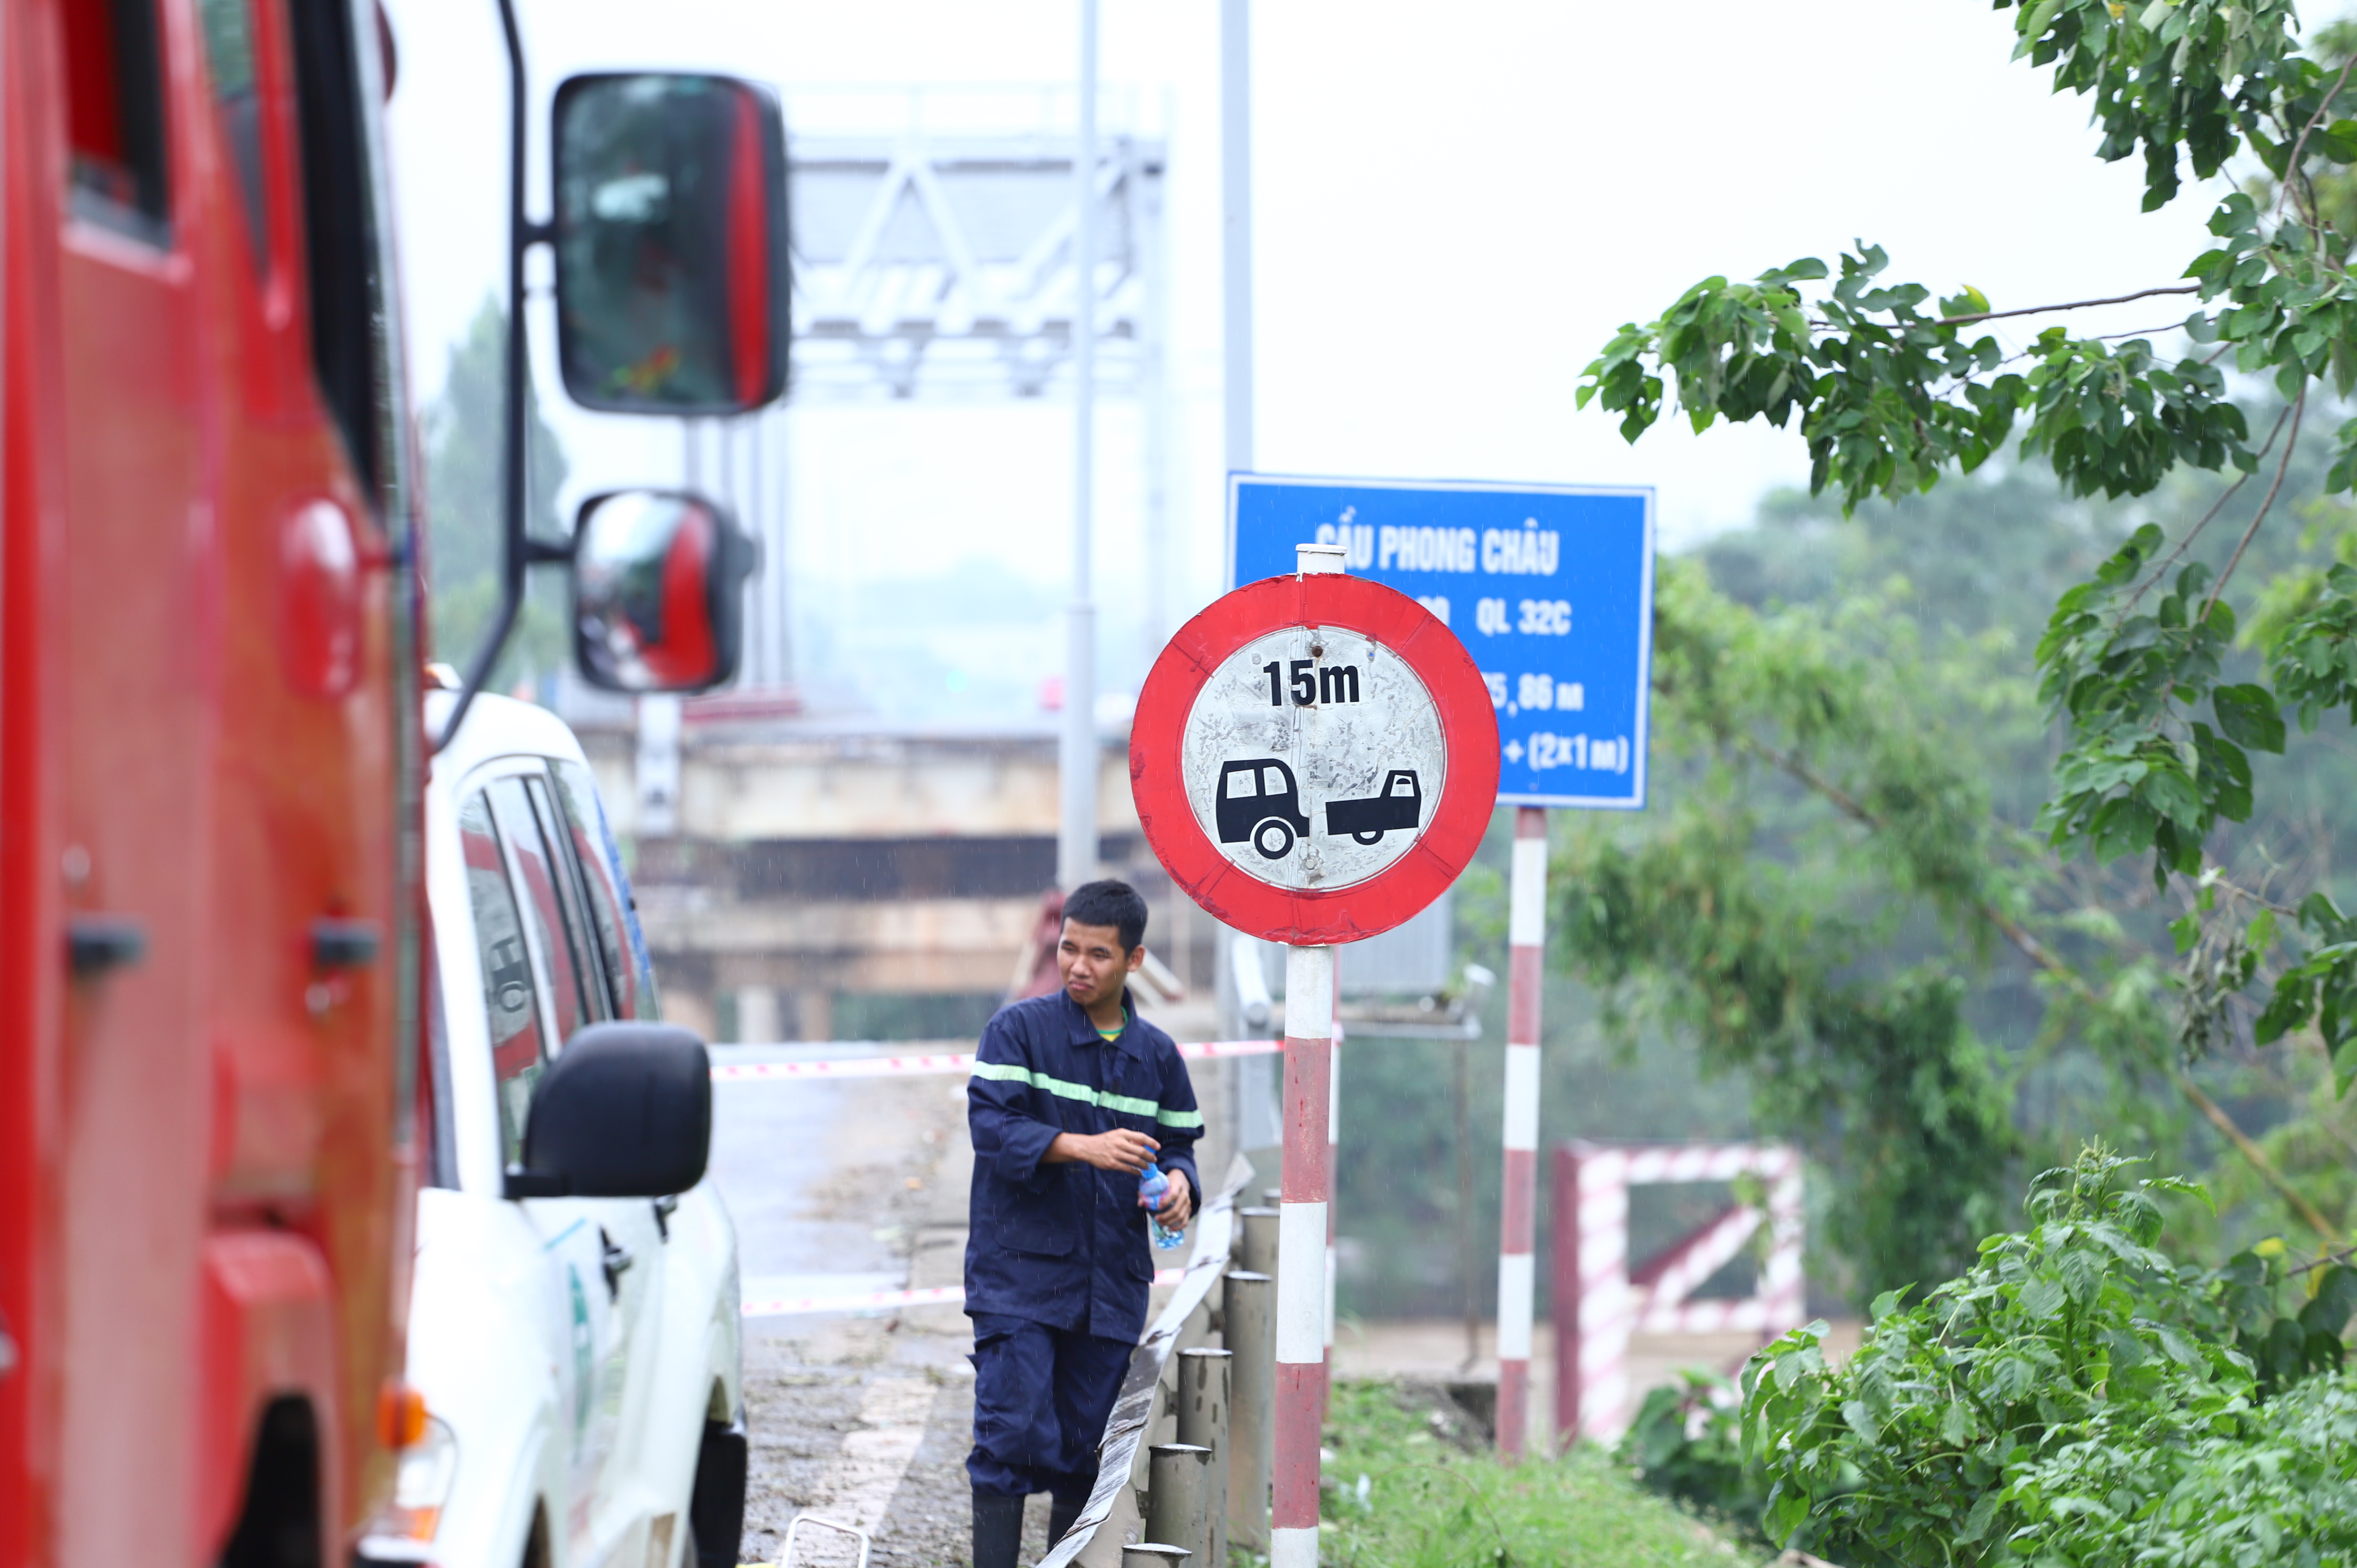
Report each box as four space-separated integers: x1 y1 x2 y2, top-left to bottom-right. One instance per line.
1250 817 1295 860
216 1397 321 1568
1352 829 1384 845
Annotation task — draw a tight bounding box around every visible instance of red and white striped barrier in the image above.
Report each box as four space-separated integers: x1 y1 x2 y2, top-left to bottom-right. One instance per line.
709 1038 1281 1084
1554 1141 1803 1443
742 1268 1186 1320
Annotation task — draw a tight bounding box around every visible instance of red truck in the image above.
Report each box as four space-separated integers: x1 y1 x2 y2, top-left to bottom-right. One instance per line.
0 1 781 1563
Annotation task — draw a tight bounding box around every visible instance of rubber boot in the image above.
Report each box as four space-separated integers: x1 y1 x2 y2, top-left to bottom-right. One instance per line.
1047 1492 1084 1548
972 1491 1026 1568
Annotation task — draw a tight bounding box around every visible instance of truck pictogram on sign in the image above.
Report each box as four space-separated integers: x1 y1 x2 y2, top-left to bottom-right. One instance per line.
1216 759 1313 860
1325 769 1422 845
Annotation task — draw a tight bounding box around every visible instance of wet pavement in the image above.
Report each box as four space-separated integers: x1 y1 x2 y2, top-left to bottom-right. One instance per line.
705 1022 1227 1568
710 1049 1001 1568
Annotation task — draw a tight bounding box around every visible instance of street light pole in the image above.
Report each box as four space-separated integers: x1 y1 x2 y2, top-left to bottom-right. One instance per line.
1220 0 1254 487
1058 0 1101 891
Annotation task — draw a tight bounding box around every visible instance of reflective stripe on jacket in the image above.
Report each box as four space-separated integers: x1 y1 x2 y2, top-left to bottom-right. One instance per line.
963 988 1203 1339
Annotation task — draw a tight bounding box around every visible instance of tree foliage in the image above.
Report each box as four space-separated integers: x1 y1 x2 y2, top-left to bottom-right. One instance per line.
423 297 571 688
1555 562 2024 1296
1575 2 2357 1212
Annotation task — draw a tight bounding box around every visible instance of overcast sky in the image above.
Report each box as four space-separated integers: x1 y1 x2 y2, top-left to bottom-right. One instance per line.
382 0 2228 709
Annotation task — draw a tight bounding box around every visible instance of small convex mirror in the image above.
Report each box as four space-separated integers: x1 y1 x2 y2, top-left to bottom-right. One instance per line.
551 73 789 414
572 490 756 693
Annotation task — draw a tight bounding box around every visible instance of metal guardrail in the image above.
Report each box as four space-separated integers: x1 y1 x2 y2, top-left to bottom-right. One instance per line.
1040 1154 1257 1568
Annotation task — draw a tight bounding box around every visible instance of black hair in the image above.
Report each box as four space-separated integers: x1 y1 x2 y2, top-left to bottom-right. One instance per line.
1063 879 1148 953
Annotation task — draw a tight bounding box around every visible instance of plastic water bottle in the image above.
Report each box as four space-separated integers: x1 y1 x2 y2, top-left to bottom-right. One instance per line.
1138 1162 1185 1251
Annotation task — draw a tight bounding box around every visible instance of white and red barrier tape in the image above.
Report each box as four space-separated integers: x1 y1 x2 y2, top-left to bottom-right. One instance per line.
742 1271 1185 1319
709 1038 1281 1084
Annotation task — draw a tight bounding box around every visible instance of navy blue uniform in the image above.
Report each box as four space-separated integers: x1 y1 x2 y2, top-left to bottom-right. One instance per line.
964 989 1202 1499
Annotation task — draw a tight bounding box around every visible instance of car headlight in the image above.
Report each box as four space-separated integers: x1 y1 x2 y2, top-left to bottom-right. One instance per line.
360 1414 457 1560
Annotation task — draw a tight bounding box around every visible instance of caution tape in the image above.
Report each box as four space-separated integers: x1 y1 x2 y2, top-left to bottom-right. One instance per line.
710 1038 1280 1084
742 1270 1185 1319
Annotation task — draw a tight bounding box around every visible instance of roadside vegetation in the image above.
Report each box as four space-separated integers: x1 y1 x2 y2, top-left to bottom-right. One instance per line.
1315 1381 1760 1568
1623 1148 2357 1565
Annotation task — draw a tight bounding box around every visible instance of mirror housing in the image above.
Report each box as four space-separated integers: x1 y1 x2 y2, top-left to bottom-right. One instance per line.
507 1022 712 1200
551 72 790 415
571 489 756 693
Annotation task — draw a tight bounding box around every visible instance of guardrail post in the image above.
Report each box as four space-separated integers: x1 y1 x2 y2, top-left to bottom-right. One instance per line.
1122 1548 1192 1568
1222 1271 1272 1552
1145 1443 1213 1568
1176 1348 1232 1568
1237 1207 1279 1279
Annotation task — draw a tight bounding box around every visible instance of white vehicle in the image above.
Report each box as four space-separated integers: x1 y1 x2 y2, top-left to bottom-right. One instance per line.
373 689 744 1568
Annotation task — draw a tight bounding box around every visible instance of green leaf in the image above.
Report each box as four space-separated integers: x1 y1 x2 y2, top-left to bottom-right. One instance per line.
2303 1265 2357 1337
2316 118 2357 163
2256 970 2318 1046
1763 1484 1810 1548
1957 1486 2002 1545
2212 683 2286 753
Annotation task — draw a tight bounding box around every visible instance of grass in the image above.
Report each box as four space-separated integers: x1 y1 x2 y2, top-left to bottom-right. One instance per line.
1305 1380 1764 1568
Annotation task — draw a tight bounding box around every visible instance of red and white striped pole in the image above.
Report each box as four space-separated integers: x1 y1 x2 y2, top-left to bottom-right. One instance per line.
1325 962 1340 1400
1273 942 1333 1568
1495 806 1547 1458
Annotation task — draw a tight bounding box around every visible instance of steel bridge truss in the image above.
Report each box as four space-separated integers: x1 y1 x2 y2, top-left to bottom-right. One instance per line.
788 133 1168 401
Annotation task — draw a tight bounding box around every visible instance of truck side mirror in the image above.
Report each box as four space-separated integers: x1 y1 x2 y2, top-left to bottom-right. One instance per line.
551 72 789 414
507 1022 712 1200
571 489 756 693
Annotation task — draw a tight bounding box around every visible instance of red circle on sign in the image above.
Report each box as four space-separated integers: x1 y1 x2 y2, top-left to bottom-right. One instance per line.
1131 573 1501 944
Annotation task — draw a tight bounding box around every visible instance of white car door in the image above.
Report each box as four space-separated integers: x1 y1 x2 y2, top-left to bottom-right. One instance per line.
454 774 650 1563
486 768 676 1559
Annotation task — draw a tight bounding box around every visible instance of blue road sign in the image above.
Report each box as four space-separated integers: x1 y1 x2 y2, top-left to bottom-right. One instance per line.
1229 474 1654 809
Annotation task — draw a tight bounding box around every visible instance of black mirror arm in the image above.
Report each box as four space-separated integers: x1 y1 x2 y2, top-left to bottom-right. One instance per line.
433 0 545 756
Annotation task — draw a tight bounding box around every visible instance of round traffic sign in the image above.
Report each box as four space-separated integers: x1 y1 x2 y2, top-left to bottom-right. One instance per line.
1132 571 1500 944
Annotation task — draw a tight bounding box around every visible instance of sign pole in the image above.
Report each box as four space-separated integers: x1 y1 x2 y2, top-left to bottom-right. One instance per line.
1325 962 1339 1412
1130 533 1499 1568
1274 941 1333 1568
1495 805 1546 1458
1058 0 1101 890
1274 538 1345 1567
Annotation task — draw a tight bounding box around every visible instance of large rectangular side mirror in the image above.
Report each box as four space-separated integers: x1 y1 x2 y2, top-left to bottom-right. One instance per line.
570 489 756 693
505 1022 712 1200
551 73 790 415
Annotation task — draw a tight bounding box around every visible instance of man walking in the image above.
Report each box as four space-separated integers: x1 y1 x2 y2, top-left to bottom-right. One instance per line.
965 879 1201 1568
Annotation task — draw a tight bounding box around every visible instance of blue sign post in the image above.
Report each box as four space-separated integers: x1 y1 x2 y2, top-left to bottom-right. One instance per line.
1229 474 1654 809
